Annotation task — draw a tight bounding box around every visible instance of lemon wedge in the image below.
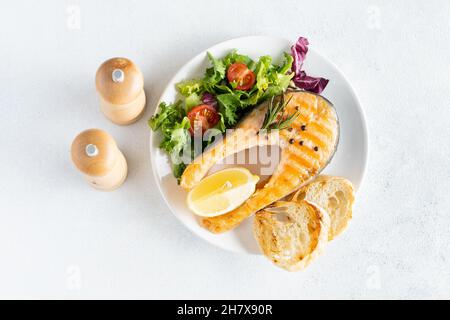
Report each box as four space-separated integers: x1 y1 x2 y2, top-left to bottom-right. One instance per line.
187 168 259 217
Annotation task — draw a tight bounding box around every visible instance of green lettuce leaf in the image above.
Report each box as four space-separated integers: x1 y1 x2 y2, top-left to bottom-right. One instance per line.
149 102 191 181
215 113 227 132
223 49 253 68
176 79 203 96
216 93 241 126
278 52 294 74
149 101 184 132
172 163 186 181
254 55 272 91
168 117 191 157
185 92 202 110
203 52 226 88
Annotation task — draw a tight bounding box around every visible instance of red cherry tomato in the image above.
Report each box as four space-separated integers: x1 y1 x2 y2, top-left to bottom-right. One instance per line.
187 104 219 135
227 63 256 91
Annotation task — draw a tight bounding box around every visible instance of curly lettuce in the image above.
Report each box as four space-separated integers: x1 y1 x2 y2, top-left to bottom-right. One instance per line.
149 101 191 181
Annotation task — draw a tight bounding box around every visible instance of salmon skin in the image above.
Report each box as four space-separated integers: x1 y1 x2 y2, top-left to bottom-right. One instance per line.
180 90 339 234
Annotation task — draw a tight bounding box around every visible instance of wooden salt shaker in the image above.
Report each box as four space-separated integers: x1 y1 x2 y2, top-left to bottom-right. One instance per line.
95 57 146 125
71 129 127 190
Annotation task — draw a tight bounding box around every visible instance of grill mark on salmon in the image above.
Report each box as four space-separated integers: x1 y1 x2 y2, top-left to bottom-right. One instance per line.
180 90 339 234
288 152 314 170
298 131 327 150
298 145 321 160
309 122 333 137
292 121 331 140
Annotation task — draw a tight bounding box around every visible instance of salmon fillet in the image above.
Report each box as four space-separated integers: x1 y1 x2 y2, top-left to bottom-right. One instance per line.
180 90 339 233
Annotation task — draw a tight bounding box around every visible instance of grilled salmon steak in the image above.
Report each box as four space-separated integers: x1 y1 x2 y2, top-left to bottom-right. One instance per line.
180 90 339 233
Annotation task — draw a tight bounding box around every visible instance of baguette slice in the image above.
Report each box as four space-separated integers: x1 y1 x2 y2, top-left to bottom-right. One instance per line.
253 200 330 272
291 175 354 240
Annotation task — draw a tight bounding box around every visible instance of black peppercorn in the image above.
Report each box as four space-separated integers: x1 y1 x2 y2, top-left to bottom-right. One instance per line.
301 125 306 131
314 146 319 151
299 140 304 146
289 138 295 144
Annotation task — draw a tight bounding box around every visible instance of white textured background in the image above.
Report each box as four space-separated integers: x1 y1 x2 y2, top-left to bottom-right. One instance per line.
0 0 449 299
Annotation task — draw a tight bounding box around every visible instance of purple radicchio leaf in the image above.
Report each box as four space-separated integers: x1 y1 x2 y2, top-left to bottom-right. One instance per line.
293 71 329 94
201 92 217 108
291 36 329 94
291 37 309 75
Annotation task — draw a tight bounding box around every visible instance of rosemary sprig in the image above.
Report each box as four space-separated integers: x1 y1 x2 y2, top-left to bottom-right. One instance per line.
261 95 299 131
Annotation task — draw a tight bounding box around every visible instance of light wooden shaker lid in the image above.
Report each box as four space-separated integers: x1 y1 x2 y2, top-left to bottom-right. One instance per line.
71 129 119 177
95 57 144 105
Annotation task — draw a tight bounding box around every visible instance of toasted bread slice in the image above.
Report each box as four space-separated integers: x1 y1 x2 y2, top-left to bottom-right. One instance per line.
253 200 330 271
291 175 354 240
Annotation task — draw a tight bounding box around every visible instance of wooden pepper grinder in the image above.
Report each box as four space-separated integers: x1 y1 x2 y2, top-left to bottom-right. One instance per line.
71 129 128 190
95 57 146 125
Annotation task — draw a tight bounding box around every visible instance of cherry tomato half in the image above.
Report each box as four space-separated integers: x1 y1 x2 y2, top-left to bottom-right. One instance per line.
227 63 256 91
187 104 220 135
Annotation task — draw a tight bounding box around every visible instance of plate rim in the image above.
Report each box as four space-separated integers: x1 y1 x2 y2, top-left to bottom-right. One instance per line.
149 35 369 254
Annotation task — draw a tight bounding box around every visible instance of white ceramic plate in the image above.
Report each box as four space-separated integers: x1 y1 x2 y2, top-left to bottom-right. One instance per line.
150 36 368 254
